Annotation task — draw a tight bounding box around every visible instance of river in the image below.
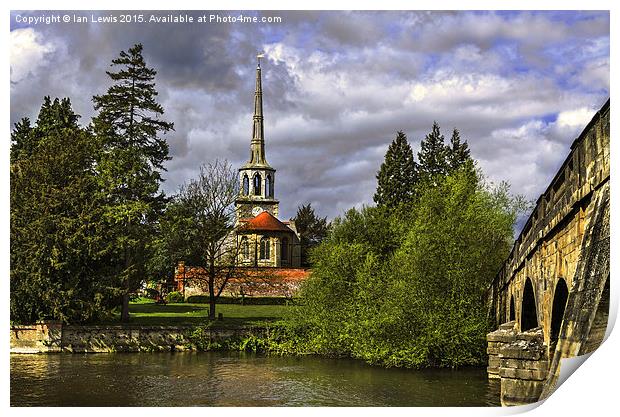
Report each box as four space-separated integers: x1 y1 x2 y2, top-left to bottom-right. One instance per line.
11 352 500 406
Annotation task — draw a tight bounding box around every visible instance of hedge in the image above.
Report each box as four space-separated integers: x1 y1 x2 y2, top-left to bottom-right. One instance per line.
185 295 295 305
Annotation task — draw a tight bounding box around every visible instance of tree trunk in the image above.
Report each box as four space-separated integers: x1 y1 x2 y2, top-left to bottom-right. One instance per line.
121 292 130 322
208 262 216 320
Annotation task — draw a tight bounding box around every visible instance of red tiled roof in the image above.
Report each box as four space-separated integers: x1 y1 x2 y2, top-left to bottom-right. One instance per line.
239 211 292 232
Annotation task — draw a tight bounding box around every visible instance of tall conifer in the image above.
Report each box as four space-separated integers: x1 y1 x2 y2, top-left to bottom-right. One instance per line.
374 131 418 208
92 43 173 321
418 121 449 184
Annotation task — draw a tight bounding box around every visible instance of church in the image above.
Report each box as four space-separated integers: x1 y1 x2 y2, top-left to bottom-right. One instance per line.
233 55 302 268
173 56 306 298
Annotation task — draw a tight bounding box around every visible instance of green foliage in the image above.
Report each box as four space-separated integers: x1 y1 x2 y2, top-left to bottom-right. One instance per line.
447 128 471 171
285 169 523 368
92 43 173 320
417 121 450 183
328 205 403 260
374 131 418 208
417 122 476 190
10 43 174 324
10 97 118 324
292 203 329 266
166 291 185 303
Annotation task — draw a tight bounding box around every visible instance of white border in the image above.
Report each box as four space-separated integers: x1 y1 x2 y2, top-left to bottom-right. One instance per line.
3 1 616 416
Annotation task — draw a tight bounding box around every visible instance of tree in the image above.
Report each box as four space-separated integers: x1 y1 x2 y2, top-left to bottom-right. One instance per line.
417 121 449 184
374 131 419 209
292 203 329 266
158 160 242 320
10 117 34 162
92 43 173 321
446 128 472 171
10 97 117 323
290 170 524 368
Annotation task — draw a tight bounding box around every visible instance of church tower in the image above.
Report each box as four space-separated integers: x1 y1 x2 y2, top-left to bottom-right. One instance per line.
235 55 279 222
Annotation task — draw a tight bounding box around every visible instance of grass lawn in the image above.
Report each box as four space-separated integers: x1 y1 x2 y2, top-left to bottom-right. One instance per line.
110 301 292 328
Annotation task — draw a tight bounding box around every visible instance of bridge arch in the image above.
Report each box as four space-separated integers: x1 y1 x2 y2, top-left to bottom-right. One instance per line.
509 294 516 322
521 278 538 331
550 278 569 344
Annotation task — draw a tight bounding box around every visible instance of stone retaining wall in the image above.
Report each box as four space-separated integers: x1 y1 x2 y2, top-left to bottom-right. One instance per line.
10 322 260 353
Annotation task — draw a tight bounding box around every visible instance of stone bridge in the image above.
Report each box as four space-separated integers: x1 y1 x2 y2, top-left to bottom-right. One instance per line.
486 99 610 406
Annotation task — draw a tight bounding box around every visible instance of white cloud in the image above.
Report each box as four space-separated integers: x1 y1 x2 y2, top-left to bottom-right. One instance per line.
556 108 596 129
9 11 609 220
10 28 55 84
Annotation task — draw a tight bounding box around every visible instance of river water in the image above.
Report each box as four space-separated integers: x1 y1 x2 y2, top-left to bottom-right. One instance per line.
11 352 500 406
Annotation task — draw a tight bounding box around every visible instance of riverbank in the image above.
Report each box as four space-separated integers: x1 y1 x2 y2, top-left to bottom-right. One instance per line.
10 321 271 353
10 300 285 353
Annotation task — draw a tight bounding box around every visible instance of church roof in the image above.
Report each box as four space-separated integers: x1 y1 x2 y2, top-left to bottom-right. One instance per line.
238 211 293 233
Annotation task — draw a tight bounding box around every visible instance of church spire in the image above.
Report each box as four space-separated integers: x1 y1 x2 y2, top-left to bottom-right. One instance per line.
248 53 270 167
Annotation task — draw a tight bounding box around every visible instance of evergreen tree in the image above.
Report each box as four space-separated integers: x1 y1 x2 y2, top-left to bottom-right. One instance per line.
92 43 173 321
10 98 116 323
293 203 329 266
374 131 418 208
10 117 33 162
418 121 449 184
447 128 472 171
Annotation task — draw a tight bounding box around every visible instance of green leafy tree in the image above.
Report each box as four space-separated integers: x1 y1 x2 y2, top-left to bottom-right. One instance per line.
417 121 449 185
374 131 418 208
10 98 117 323
288 169 525 368
92 43 173 321
328 206 402 260
293 203 329 266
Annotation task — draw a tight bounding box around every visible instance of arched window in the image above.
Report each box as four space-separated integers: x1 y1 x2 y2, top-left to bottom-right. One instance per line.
241 237 249 259
521 278 538 331
266 174 273 198
281 237 289 263
509 295 516 322
242 175 249 196
253 173 262 196
259 237 270 260
550 278 569 344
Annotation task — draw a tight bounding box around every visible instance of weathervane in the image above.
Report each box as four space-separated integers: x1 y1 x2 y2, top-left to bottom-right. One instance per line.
257 53 265 68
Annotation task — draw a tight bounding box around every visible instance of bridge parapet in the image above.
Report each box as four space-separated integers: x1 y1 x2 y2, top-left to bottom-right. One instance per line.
489 99 609 333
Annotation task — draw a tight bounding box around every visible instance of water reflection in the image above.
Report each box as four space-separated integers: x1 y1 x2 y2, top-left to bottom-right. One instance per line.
11 352 500 407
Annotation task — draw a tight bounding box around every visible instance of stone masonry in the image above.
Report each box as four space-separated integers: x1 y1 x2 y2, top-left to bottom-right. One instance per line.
10 321 262 353
487 99 610 405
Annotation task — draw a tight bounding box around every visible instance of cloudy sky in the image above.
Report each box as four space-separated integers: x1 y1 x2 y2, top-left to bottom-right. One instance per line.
10 10 610 223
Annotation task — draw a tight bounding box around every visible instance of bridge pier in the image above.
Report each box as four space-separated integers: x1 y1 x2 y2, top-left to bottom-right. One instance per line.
487 324 549 406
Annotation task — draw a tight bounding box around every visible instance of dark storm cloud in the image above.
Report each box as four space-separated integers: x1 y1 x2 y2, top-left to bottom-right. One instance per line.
10 10 609 222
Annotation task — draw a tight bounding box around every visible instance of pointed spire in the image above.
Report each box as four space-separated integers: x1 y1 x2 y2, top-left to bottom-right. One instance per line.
247 53 270 167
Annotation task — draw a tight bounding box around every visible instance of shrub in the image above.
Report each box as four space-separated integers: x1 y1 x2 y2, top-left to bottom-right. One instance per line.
166 291 184 303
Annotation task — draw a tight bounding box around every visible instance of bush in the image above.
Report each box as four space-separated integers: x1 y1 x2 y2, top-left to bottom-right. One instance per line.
166 291 184 303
